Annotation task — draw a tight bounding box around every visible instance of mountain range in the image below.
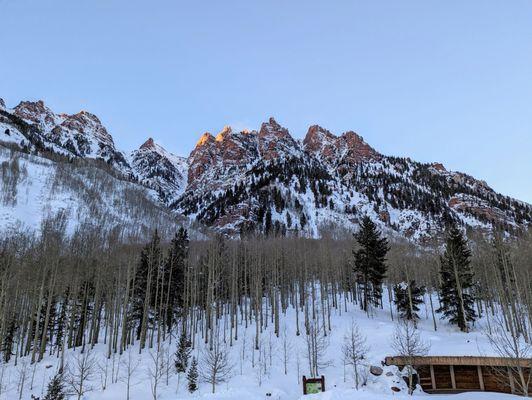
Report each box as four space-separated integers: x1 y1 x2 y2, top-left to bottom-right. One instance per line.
1 97 530 241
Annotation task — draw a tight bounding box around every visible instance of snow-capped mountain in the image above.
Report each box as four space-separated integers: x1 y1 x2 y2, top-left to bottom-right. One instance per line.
0 99 190 238
130 138 188 205
1 97 530 240
10 100 130 173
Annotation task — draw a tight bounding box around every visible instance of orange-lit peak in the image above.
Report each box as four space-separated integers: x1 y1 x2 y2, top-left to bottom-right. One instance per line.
215 126 232 141
196 132 214 147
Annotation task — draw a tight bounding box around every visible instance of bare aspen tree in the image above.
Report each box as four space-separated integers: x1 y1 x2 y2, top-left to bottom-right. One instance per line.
295 348 301 384
118 348 141 400
97 354 110 391
391 320 430 395
0 361 6 398
147 344 166 400
305 320 331 377
342 321 369 389
200 331 234 393
66 350 97 400
280 325 293 375
255 337 266 386
16 358 30 400
485 312 531 396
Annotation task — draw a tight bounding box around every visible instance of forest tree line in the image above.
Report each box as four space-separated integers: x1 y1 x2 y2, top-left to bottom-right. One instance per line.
0 217 531 396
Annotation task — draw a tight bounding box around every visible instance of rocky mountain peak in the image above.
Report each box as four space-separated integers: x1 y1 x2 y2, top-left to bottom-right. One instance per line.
131 139 188 204
140 137 156 149
431 162 446 172
260 117 285 135
187 125 260 190
303 126 379 168
215 126 233 141
71 110 101 124
10 100 128 172
305 125 336 142
0 98 5 110
258 118 300 160
339 130 380 164
58 110 117 151
196 132 215 148
14 100 59 130
303 125 338 160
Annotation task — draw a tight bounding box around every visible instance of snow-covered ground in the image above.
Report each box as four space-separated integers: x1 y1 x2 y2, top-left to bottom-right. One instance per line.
0 289 520 400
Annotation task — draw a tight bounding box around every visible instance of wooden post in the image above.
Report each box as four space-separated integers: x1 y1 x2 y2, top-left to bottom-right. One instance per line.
430 364 436 390
321 375 325 392
450 365 456 389
302 376 307 395
508 367 515 394
477 365 485 391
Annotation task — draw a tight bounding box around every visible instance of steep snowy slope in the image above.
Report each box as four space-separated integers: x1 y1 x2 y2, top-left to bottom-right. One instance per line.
0 145 183 239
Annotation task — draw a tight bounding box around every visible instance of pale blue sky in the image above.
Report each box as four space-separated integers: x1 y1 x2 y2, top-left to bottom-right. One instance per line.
0 0 531 203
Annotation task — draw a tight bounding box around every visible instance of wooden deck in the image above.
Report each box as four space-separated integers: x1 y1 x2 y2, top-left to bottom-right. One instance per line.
385 356 532 396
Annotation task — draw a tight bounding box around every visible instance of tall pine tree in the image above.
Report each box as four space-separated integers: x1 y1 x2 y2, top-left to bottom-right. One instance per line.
353 216 389 312
437 224 477 332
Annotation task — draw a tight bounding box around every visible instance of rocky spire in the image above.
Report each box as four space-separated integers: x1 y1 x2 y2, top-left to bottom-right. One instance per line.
140 137 156 149
340 130 380 164
303 125 338 160
258 117 301 160
303 125 379 167
195 132 215 148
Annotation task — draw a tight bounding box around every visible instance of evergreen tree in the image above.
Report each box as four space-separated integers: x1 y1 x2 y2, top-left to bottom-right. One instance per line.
175 331 191 374
54 295 68 353
132 230 162 340
437 224 477 332
187 357 199 393
393 280 426 323
2 318 16 363
44 372 66 400
163 228 189 330
353 216 389 312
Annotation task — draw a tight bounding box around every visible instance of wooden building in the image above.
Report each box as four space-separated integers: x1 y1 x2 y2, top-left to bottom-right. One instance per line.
385 356 532 396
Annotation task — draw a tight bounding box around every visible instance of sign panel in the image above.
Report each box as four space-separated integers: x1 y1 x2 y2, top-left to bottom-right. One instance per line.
302 375 325 394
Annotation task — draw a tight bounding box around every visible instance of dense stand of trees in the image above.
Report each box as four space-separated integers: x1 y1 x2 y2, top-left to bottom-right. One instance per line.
0 221 530 395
